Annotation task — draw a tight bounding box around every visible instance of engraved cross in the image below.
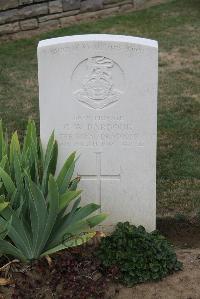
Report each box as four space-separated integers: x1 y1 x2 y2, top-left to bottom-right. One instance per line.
78 152 121 206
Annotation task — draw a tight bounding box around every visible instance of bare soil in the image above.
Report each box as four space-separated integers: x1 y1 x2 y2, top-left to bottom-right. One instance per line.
157 217 200 248
113 249 200 299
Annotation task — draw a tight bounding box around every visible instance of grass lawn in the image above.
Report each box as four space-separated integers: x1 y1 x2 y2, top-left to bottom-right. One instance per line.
0 0 199 217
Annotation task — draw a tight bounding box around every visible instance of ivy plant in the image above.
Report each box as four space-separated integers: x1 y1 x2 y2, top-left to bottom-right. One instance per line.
96 222 182 286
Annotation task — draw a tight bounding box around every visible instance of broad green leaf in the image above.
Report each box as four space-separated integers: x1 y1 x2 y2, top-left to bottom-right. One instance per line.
48 141 58 176
69 176 80 191
61 220 91 235
30 120 37 148
71 203 100 222
37 175 59 256
0 202 9 212
0 214 12 239
0 239 27 261
86 213 108 228
0 120 3 160
63 197 81 226
10 189 20 209
56 152 76 193
0 155 8 169
13 153 23 190
0 167 16 197
62 231 96 248
46 197 81 248
59 190 82 211
30 140 40 184
28 179 48 257
0 207 32 258
0 121 7 161
41 132 56 194
0 195 5 203
41 232 96 257
39 139 44 169
10 131 20 165
22 120 33 154
48 219 91 249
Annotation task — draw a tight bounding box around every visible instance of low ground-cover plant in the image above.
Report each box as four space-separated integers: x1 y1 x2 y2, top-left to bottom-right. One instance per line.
0 120 107 261
96 222 182 286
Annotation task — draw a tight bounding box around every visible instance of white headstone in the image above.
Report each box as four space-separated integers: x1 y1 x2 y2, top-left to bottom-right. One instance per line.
38 34 158 232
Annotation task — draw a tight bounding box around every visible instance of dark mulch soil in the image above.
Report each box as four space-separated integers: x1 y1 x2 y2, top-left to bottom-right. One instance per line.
0 242 112 299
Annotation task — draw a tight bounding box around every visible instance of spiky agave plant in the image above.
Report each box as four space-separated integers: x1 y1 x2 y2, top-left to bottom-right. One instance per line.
0 120 107 261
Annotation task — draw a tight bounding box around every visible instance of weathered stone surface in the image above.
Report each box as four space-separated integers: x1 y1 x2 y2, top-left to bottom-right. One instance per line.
18 3 48 19
0 3 49 25
39 19 60 29
76 6 119 21
19 0 34 5
62 0 81 11
80 0 103 12
75 10 97 21
119 3 133 12
49 0 63 14
103 0 125 4
60 15 76 26
38 34 158 232
134 0 146 8
97 6 119 16
0 0 18 11
39 9 79 22
0 21 20 35
20 18 38 30
104 0 132 9
0 9 18 25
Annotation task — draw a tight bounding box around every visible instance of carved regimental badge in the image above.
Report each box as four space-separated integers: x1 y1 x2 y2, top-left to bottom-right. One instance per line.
72 56 125 109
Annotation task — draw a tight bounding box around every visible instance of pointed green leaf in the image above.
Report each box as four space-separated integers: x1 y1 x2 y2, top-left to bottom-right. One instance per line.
28 178 48 257
0 120 3 161
22 119 33 154
0 120 7 161
39 139 44 169
37 175 59 255
59 190 82 211
48 141 58 176
41 131 56 194
0 166 16 197
0 239 27 261
13 153 23 190
56 152 76 193
10 131 20 165
86 213 108 228
69 176 80 191
46 197 81 248
41 232 96 257
0 214 12 239
70 203 100 224
0 155 8 169
62 231 96 248
62 220 91 235
0 202 9 212
0 207 32 258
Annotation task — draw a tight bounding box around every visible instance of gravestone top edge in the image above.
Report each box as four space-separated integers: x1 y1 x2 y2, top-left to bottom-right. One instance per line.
37 34 158 49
